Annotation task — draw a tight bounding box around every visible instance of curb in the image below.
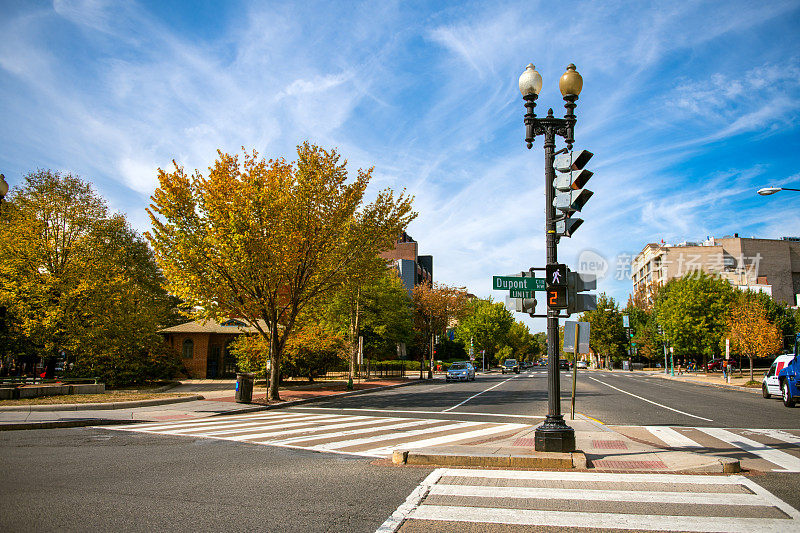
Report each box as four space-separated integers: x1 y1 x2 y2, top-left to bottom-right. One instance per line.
210 379 431 416
392 449 585 469
0 394 205 413
0 419 139 431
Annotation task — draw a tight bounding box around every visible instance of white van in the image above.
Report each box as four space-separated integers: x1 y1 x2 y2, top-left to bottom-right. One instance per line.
762 354 796 399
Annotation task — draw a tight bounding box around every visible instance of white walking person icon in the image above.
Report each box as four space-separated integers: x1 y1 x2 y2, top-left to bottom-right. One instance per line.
552 270 561 284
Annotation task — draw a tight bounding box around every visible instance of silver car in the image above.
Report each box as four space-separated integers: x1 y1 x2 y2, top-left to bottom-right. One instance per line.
446 362 475 382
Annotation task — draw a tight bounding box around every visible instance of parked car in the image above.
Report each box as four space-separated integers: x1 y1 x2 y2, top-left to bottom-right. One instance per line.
446 362 475 382
762 354 794 400
559 359 570 370
501 359 520 374
576 360 588 369
706 358 737 372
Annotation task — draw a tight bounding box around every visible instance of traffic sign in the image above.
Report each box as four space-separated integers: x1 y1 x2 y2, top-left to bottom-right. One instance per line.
509 289 535 298
493 276 546 291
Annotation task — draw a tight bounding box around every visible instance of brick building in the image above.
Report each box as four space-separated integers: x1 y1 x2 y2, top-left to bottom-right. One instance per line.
632 235 800 306
379 231 433 293
160 319 266 378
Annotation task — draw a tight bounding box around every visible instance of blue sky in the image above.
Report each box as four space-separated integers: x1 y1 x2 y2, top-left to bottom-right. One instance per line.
2 0 800 332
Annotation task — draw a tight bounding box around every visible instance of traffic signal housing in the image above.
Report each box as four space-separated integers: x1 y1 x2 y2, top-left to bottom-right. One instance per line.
553 149 593 238
546 263 568 311
567 271 597 315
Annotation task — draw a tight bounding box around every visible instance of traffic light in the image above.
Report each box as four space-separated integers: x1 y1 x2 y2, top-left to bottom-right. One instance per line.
546 263 568 310
553 150 593 238
567 270 597 315
514 297 538 314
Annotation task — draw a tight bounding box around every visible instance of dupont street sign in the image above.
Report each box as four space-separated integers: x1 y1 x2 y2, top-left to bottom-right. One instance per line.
493 276 546 291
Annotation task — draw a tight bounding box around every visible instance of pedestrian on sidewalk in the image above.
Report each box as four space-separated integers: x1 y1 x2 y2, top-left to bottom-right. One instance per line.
677 358 683 375
722 359 728 380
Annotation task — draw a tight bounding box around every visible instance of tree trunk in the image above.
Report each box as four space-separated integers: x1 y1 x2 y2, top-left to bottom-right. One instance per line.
268 322 281 401
349 288 360 383
749 355 754 383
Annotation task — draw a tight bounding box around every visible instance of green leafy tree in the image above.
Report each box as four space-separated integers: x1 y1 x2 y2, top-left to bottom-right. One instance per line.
455 298 514 366
146 144 416 400
531 332 546 361
0 170 179 386
505 320 535 361
581 294 627 366
654 272 735 371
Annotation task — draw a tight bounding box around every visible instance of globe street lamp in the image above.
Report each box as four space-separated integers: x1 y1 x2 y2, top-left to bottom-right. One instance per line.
0 174 8 209
758 187 800 196
519 63 583 452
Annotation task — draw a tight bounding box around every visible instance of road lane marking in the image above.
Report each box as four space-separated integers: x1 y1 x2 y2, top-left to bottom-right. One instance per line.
408 505 791 532
289 406 544 419
362 423 527 456
428 484 767 506
307 422 478 451
696 427 800 472
645 426 704 448
441 376 518 412
382 469 800 533
749 428 800 445
587 376 713 422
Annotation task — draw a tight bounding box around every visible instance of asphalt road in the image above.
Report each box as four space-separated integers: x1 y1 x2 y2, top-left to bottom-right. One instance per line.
0 427 431 533
303 369 800 429
3 371 800 531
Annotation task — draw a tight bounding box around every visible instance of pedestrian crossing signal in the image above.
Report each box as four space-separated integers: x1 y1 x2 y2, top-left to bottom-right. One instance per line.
546 264 567 288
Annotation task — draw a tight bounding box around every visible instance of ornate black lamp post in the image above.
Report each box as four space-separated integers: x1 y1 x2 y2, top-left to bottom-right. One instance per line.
519 63 583 452
0 173 8 212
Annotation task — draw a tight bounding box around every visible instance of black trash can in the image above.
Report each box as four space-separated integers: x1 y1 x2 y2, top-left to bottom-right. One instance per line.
235 372 255 403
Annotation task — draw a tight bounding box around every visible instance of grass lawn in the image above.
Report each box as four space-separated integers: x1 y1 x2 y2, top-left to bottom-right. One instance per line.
0 392 194 406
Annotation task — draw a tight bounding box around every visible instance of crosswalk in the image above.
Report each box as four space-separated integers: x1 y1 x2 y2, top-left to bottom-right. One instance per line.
615 425 800 472
378 469 800 532
102 411 528 458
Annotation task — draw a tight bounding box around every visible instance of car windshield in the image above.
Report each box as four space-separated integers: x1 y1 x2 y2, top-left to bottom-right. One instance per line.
450 363 467 370
504 360 516 366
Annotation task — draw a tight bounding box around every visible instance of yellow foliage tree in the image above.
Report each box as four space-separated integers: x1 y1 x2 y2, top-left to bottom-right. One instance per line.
146 143 416 400
412 282 470 377
726 293 782 382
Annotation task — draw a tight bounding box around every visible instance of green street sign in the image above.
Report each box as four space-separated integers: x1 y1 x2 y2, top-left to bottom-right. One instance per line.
493 276 546 291
509 289 535 299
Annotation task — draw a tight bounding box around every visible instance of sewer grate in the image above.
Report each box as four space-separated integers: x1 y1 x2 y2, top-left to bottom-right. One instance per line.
592 459 667 469
592 439 628 449
512 438 535 447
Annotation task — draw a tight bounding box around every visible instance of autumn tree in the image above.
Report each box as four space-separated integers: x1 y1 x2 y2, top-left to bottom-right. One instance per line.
146 144 416 400
455 298 514 366
726 293 782 382
412 282 470 376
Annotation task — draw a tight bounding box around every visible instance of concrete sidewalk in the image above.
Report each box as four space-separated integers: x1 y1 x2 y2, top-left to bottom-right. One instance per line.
0 377 424 430
644 369 764 393
391 414 739 473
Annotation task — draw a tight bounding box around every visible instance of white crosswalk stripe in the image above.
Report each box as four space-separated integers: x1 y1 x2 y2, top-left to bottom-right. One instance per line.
633 426 800 472
101 411 527 458
378 469 800 532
